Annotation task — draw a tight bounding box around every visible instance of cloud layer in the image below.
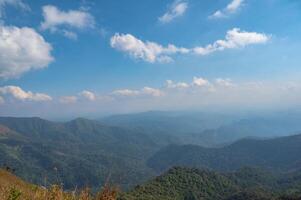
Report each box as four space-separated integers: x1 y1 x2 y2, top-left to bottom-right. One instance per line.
111 28 269 63
2 78 301 117
159 0 188 23
0 25 53 79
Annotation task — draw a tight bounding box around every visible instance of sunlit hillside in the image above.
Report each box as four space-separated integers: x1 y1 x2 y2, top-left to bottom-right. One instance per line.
0 169 117 200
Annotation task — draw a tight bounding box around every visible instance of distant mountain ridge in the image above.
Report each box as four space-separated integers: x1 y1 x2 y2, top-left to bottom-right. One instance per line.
101 111 301 147
148 134 301 173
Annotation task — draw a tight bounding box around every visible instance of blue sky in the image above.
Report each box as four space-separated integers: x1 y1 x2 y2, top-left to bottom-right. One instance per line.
1 0 301 118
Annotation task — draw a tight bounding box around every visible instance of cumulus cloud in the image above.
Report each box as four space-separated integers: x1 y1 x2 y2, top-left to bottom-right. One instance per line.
111 28 269 63
193 28 270 55
40 5 95 39
166 77 236 92
0 86 52 102
78 90 96 101
59 96 77 104
60 90 97 103
192 77 210 87
159 0 188 23
0 25 53 79
110 33 189 63
0 0 29 18
210 0 244 19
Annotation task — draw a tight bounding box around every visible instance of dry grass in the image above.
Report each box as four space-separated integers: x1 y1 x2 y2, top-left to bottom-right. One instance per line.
0 170 118 200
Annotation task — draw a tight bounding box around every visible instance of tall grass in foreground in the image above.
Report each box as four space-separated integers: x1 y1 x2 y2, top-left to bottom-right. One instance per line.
0 184 118 200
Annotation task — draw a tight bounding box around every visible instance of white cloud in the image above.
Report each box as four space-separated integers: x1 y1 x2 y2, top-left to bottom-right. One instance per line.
0 0 29 18
192 77 210 87
59 96 77 104
159 0 188 23
112 87 164 97
0 86 52 102
78 90 96 101
166 80 190 89
40 5 95 39
142 87 164 97
111 28 269 63
226 0 244 13
59 90 97 103
111 89 140 97
193 28 270 55
110 33 189 63
209 0 244 19
0 25 53 79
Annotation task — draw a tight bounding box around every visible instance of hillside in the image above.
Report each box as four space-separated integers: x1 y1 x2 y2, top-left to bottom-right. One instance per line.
148 134 301 173
121 167 301 200
120 167 240 200
0 169 118 200
0 169 42 198
0 117 159 189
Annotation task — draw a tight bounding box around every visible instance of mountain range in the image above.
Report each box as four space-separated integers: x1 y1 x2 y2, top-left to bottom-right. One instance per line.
1 111 301 192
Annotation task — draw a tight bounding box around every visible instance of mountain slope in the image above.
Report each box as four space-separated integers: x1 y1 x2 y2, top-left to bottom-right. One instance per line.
0 117 159 189
120 167 301 200
120 167 240 200
148 134 301 173
0 169 43 199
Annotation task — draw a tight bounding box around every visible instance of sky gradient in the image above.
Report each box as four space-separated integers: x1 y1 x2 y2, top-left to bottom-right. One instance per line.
0 0 301 118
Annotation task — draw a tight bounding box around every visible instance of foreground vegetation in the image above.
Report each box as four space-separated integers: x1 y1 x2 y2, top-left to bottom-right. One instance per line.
0 169 118 200
2 167 301 200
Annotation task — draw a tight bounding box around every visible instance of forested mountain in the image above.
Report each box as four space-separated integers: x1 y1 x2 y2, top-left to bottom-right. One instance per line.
0 117 159 189
121 167 301 200
148 134 301 173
